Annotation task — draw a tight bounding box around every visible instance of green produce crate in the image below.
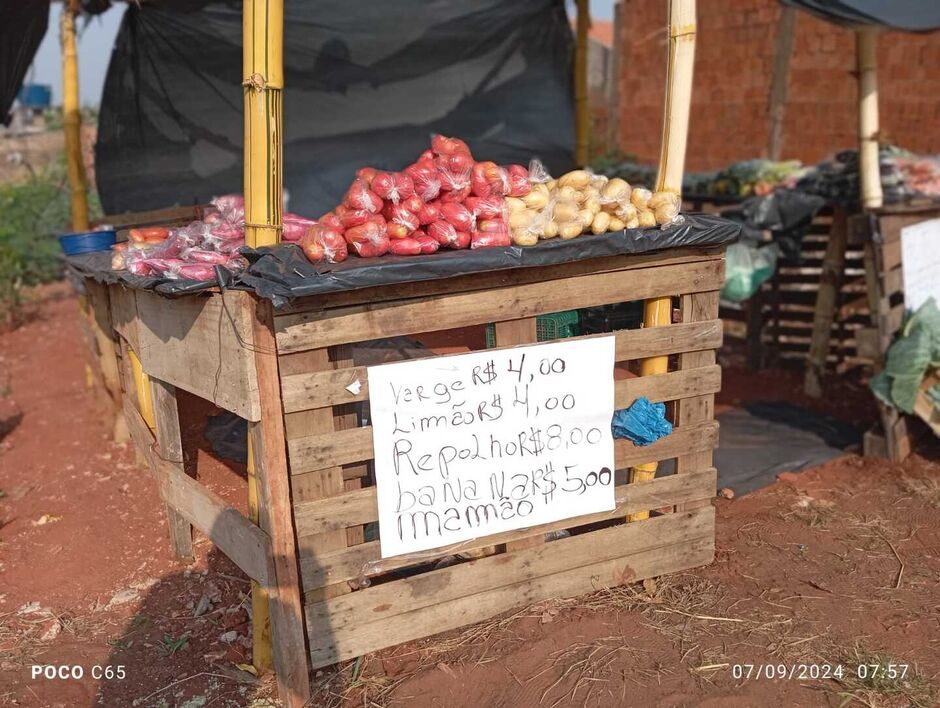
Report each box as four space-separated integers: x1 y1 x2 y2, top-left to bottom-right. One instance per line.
485 310 580 347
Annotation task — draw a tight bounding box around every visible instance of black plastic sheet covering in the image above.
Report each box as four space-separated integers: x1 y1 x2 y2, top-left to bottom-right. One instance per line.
720 190 826 262
781 0 940 32
65 215 740 308
0 2 49 125
95 0 575 217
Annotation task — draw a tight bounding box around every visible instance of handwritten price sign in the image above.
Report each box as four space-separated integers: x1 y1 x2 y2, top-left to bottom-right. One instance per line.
368 337 616 558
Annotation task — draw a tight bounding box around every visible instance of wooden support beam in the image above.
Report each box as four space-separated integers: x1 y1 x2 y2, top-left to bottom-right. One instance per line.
150 379 194 561
804 209 848 397
767 6 796 160
249 298 311 707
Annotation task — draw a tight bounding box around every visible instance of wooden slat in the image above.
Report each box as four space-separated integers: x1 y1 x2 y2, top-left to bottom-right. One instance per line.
288 366 721 474
101 204 207 229
109 284 140 354
247 299 312 705
277 246 724 316
297 468 717 600
882 267 903 298
306 508 715 667
281 349 354 600
804 208 848 397
675 292 719 511
280 320 723 413
295 424 717 543
134 289 261 420
150 378 194 560
275 258 724 354
123 398 273 584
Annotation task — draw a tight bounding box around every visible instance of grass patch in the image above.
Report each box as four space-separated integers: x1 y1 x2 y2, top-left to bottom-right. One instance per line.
833 646 934 708
0 160 100 326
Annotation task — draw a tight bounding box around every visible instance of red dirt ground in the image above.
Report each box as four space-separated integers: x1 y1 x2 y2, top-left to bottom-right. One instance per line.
1 286 938 708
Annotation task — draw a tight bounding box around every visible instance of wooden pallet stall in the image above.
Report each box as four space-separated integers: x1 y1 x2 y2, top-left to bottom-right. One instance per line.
683 197 869 372
854 205 940 460
102 242 724 679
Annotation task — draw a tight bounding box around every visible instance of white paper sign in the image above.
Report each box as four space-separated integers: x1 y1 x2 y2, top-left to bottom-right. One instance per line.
368 337 616 559
901 218 940 311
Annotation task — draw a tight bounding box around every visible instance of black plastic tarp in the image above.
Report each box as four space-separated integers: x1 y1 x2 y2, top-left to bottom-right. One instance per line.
781 0 940 32
65 214 740 308
0 2 49 125
95 0 576 218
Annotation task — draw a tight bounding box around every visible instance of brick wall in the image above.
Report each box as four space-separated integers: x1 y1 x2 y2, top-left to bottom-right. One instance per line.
616 0 940 171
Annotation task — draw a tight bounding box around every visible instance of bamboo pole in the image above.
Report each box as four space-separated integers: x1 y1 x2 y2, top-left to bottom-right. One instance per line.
243 0 284 247
575 0 591 167
856 28 883 210
243 0 282 679
127 349 155 429
246 436 273 672
60 0 89 232
767 6 796 161
629 0 696 522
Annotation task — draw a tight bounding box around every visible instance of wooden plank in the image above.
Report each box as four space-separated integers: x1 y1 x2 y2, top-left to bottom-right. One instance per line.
306 508 714 667
247 299 311 706
275 258 725 354
123 398 273 584
306 506 713 635
109 285 140 353
881 239 901 272
150 378 193 560
277 246 725 316
101 204 207 229
135 289 260 420
280 320 723 413
854 327 881 361
288 366 721 474
84 280 122 403
297 464 715 563
331 345 367 548
300 470 717 587
804 208 847 397
281 348 354 600
675 291 719 511
883 267 903 298
883 303 905 341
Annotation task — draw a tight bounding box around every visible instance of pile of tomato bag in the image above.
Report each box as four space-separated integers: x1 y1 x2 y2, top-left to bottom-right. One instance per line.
110 194 317 280
109 134 684 279
300 134 531 264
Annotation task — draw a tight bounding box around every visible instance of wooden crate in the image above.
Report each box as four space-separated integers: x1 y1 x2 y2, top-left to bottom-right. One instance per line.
856 205 940 461
104 244 725 694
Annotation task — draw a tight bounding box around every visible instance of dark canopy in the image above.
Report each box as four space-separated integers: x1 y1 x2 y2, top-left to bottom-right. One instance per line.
0 2 49 125
94 0 576 217
781 0 940 32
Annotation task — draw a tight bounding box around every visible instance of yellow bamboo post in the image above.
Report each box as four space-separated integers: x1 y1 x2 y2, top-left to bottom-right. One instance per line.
243 0 284 248
856 27 883 210
243 0 282 677
246 435 273 672
127 349 155 429
60 0 89 232
628 0 696 522
575 0 591 167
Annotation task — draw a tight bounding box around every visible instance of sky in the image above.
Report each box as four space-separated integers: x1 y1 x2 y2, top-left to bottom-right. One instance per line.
31 0 618 106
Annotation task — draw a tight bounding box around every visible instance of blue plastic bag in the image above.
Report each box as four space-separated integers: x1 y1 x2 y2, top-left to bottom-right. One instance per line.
611 397 673 446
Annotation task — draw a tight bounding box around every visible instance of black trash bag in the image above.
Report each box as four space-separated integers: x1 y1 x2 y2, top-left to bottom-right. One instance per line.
721 189 825 262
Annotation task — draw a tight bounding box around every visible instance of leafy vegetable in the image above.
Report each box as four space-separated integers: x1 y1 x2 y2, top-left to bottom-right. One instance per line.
871 297 940 413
